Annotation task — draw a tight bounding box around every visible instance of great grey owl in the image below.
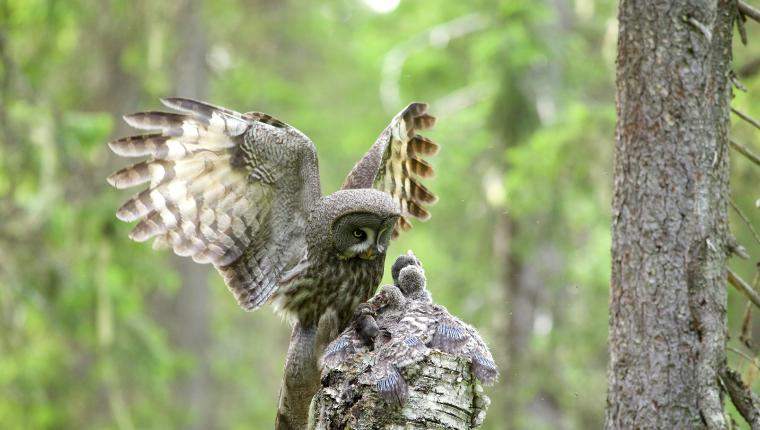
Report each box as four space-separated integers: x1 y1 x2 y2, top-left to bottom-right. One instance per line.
322 253 498 406
106 98 438 428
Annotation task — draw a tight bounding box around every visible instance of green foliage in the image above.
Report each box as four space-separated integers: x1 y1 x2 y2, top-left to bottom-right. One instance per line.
0 0 617 428
4 0 758 429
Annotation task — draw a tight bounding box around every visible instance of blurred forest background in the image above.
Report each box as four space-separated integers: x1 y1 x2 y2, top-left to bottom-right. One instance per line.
2 0 760 429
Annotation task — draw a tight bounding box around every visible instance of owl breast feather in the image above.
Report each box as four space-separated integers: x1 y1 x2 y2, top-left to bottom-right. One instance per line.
271 255 385 329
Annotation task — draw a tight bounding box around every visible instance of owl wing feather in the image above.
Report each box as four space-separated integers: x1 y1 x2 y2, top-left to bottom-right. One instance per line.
342 103 439 238
107 98 319 311
430 319 469 354
322 332 360 371
373 335 428 405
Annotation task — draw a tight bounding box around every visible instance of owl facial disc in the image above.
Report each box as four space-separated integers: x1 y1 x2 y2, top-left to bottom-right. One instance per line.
332 213 397 260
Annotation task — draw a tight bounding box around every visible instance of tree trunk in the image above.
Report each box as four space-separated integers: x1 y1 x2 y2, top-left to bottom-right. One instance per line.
311 351 490 429
607 1 734 429
163 1 215 429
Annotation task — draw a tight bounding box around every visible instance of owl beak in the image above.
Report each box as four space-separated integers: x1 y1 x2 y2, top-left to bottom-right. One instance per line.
359 245 378 260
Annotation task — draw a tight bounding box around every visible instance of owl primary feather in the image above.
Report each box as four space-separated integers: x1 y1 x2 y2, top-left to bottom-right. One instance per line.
107 98 439 429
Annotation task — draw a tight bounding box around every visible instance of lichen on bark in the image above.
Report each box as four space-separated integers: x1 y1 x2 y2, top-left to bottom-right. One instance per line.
312 351 490 429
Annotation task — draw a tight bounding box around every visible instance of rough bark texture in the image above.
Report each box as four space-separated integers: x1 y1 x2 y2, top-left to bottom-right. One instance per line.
607 1 734 429
312 351 489 429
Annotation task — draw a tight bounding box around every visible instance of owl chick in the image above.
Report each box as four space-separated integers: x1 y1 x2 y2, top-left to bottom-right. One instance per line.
322 253 499 408
353 303 381 348
321 304 376 371
398 264 499 386
366 284 408 326
391 250 421 285
322 258 414 370
321 284 408 367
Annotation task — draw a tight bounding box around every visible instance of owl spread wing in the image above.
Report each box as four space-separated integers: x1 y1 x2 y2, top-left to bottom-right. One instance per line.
342 103 439 238
107 98 319 310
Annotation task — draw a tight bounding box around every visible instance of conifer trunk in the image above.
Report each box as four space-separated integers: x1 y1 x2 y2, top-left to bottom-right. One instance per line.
607 1 734 428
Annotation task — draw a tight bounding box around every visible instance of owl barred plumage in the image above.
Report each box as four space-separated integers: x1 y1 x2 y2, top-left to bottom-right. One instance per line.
108 98 321 310
269 189 398 328
108 98 436 316
322 253 499 406
107 98 439 428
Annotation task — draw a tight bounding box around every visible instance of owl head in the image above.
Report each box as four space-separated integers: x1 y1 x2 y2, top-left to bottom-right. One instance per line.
307 189 400 261
331 211 398 260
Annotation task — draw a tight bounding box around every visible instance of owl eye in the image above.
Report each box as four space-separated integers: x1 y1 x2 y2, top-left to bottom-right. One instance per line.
352 229 367 239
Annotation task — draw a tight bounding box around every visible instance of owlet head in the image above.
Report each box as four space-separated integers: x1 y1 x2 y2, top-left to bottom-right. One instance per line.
397 265 431 302
391 251 421 285
398 266 425 295
332 212 398 260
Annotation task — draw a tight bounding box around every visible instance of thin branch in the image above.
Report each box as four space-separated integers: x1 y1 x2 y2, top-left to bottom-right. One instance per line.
730 140 760 168
742 302 754 349
730 199 760 246
730 242 751 259
728 346 760 371
728 268 760 309
732 108 760 131
726 232 750 259
685 15 713 41
721 367 760 430
738 5 749 46
731 71 748 92
739 0 760 24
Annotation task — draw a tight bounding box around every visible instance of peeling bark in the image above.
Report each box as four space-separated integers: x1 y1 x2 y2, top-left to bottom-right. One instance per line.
312 352 489 429
607 1 734 429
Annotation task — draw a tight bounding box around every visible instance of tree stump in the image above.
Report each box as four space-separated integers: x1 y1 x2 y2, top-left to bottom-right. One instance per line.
312 350 490 429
